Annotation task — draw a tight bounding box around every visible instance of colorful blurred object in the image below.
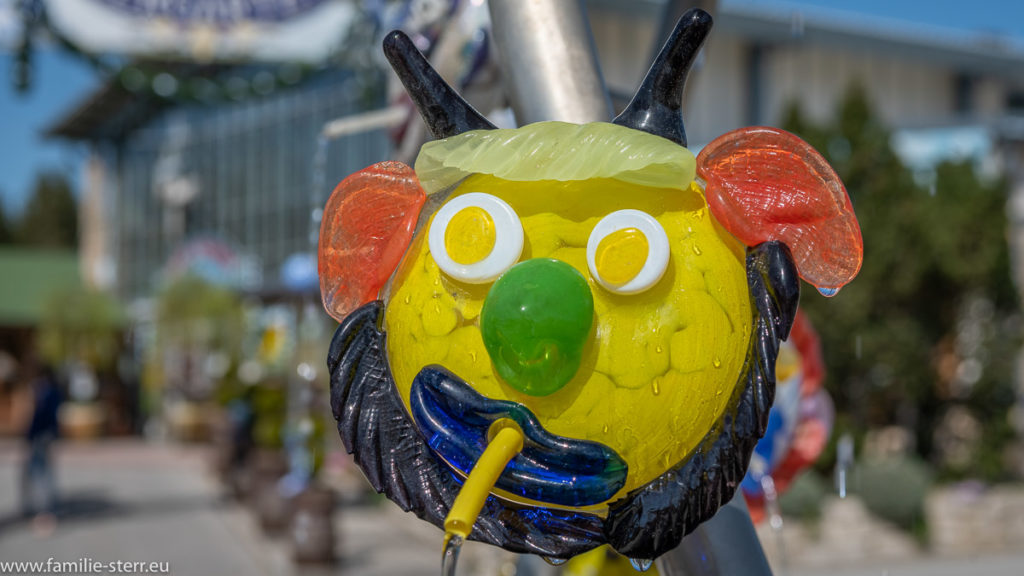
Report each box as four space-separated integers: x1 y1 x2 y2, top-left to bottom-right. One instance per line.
163 237 249 289
741 310 834 524
280 252 318 293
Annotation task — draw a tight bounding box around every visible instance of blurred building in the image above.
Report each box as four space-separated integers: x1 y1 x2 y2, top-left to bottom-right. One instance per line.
41 66 390 443
34 0 384 305
49 69 388 302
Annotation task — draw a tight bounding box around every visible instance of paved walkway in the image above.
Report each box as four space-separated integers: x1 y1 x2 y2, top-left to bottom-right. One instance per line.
0 439 513 576
2 440 1023 576
0 440 269 575
788 554 1024 576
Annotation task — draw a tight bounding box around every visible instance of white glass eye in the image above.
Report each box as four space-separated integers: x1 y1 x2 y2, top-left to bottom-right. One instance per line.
586 209 670 294
428 192 524 284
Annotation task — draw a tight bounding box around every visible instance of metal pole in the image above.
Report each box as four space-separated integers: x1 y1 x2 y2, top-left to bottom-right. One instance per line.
488 0 611 124
656 493 775 576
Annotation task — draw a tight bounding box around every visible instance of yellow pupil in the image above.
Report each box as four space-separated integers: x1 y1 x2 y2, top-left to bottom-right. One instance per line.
445 206 496 265
595 227 649 285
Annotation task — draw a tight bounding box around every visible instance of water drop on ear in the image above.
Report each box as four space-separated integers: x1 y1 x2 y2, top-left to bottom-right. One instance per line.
629 558 654 572
818 286 840 297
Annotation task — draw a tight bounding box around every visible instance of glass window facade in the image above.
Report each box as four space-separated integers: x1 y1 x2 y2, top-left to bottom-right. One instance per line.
110 71 390 301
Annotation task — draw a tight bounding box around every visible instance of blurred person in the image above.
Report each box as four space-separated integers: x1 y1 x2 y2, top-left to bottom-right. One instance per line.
229 386 255 468
0 350 19 433
21 364 62 535
224 384 256 498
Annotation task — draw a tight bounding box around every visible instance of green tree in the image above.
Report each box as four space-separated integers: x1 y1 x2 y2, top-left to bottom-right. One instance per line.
786 84 1019 481
18 172 78 248
39 286 123 373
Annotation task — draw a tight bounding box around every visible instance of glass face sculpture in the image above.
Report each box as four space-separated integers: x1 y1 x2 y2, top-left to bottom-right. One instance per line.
318 8 862 564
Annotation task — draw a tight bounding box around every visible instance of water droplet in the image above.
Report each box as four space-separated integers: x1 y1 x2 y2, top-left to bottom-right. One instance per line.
818 286 840 297
655 345 663 354
404 294 412 304
542 557 568 566
469 351 477 363
712 356 722 368
442 534 463 576
692 244 702 255
630 558 654 572
651 380 660 395
602 424 610 434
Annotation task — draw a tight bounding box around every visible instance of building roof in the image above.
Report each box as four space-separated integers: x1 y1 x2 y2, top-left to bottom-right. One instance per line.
45 63 226 142
715 3 1024 81
587 0 1024 81
0 248 82 326
44 80 166 141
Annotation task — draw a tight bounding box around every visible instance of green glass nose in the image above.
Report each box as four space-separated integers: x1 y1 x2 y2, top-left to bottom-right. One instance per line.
480 258 594 396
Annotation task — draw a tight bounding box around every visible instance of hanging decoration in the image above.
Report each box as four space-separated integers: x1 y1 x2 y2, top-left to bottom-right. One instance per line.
11 0 365 102
40 0 352 63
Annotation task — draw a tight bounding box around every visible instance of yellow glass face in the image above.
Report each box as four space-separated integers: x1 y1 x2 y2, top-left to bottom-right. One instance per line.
384 174 752 502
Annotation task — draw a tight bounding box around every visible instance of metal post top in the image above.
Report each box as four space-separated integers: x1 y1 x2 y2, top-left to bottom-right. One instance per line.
488 0 611 125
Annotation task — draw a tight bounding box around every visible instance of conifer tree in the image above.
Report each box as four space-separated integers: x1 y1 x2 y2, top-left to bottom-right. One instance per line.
786 85 1019 480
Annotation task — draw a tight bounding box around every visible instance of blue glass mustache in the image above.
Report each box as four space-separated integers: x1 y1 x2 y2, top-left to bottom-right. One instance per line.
410 366 628 507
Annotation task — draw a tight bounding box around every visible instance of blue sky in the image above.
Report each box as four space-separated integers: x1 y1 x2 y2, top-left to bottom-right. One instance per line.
0 48 97 216
727 0 1024 41
1 0 1023 217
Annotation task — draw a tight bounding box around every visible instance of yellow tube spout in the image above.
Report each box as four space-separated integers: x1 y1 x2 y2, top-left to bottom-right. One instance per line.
443 422 525 549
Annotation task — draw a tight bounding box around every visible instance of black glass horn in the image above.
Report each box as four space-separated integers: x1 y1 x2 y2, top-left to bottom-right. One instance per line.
612 8 713 147
383 30 496 139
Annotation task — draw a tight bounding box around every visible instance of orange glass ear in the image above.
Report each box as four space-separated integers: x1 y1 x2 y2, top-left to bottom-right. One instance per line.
697 126 863 295
318 161 426 322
